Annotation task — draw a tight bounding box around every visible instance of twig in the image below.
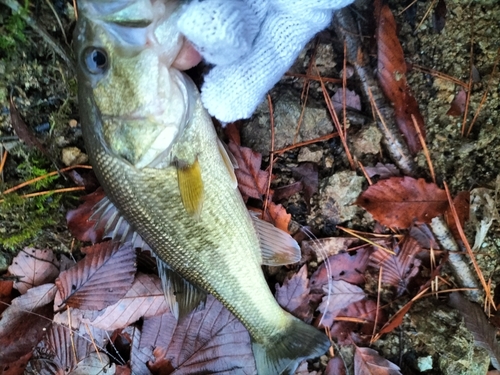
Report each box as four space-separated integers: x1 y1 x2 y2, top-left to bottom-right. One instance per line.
0 186 86 203
273 132 339 155
337 226 395 255
461 16 475 136
411 114 435 183
284 72 342 84
333 7 416 176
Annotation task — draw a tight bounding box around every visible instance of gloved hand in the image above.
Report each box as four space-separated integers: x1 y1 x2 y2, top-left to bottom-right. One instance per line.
177 0 354 124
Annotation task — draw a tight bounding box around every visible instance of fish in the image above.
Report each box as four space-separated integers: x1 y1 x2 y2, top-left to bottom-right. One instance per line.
73 0 330 373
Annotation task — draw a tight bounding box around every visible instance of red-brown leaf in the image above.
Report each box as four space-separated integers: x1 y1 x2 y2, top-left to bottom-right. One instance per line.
88 273 169 330
263 201 292 232
0 280 13 316
0 284 56 364
8 248 59 294
376 4 425 154
356 177 449 228
446 89 466 116
228 140 269 201
55 242 136 310
369 237 422 296
275 265 313 322
444 190 470 240
354 346 402 375
66 188 107 243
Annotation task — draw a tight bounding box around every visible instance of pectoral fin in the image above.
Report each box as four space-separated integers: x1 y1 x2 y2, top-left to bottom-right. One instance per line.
91 196 151 251
250 212 301 266
157 259 207 320
176 158 204 218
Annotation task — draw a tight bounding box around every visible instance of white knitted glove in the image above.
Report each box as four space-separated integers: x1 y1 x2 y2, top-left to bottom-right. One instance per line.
177 0 354 123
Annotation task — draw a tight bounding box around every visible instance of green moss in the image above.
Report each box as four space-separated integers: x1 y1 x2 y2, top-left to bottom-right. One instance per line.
0 0 29 55
0 152 66 251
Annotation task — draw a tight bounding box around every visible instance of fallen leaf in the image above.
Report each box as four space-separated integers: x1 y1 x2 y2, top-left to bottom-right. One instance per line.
228 140 269 201
154 295 255 374
376 4 425 154
318 280 366 328
449 292 500 370
273 181 303 202
0 280 13 315
446 89 466 116
444 190 470 241
31 323 96 374
130 325 155 375
364 163 401 179
377 300 414 336
292 163 319 209
66 188 107 243
369 237 422 296
325 356 347 375
302 237 358 262
330 299 385 346
55 242 136 310
9 96 51 158
0 352 31 375
356 177 449 229
8 248 59 294
87 273 169 330
0 284 56 364
331 88 362 113
432 0 447 33
275 265 313 322
263 201 292 232
310 248 371 293
354 346 402 375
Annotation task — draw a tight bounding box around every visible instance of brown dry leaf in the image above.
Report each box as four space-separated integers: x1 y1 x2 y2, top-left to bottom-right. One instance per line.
376 4 425 154
66 188 107 243
0 280 13 316
273 181 303 202
377 300 414 337
355 177 448 228
369 237 422 296
55 242 136 310
0 284 56 364
318 280 366 329
263 201 292 232
354 346 402 375
153 296 255 375
87 273 169 330
8 248 59 294
31 323 96 373
275 265 313 322
227 140 269 201
9 96 51 158
446 89 466 116
292 163 319 209
0 352 31 375
364 163 401 179
444 190 470 240
449 292 500 370
331 88 362 113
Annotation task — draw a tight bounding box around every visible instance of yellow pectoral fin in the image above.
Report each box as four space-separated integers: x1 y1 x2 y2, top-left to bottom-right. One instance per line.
176 158 204 218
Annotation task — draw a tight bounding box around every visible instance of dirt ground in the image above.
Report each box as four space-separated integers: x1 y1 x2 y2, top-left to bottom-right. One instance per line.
0 0 499 374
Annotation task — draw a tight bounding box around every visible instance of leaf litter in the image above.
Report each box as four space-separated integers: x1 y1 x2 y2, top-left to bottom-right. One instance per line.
2 1 500 374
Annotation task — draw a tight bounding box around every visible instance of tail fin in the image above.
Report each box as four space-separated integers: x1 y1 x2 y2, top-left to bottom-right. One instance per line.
252 316 330 375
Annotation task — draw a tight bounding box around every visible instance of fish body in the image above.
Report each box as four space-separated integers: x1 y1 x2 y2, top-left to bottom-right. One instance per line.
74 1 330 373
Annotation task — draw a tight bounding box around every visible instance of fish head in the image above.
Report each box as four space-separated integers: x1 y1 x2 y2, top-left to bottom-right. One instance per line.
75 0 195 168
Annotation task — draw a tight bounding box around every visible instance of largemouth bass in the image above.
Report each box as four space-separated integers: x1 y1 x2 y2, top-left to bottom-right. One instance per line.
74 1 330 373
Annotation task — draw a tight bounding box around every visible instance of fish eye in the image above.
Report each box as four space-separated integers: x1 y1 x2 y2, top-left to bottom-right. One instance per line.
83 47 109 74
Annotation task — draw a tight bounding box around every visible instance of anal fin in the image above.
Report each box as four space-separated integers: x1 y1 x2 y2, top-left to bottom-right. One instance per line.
157 259 207 320
176 158 204 218
250 212 301 266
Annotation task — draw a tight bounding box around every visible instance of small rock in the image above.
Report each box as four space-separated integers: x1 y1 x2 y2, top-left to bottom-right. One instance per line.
417 356 433 371
309 171 364 229
68 119 78 128
350 124 382 158
62 147 88 166
297 147 323 163
241 85 334 154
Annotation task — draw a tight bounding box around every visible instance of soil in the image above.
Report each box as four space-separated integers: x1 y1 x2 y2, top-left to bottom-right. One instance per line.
0 0 499 374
